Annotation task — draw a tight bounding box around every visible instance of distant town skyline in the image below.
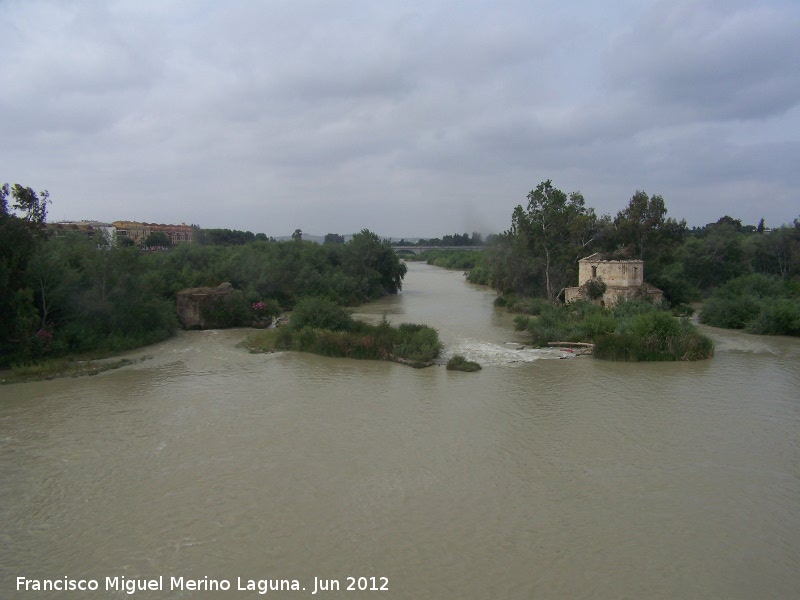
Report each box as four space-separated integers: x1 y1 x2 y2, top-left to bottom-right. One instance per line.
2 0 799 237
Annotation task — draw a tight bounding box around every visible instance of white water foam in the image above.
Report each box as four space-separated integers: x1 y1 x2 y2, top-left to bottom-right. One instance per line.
445 338 573 366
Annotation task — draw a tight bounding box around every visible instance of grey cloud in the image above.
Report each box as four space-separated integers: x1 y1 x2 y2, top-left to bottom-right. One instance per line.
606 0 800 121
1 0 798 236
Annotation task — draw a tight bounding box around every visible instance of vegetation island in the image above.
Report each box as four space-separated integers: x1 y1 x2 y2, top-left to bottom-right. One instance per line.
1 178 798 380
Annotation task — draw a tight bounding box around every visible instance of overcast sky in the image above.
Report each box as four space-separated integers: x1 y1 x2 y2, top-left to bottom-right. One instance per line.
2 0 798 237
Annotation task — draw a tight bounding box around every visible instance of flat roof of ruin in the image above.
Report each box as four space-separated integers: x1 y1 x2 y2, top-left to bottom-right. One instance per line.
579 252 643 264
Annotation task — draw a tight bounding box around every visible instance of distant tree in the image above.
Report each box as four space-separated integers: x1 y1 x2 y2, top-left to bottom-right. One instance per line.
195 228 256 246
324 233 345 244
118 236 135 247
144 231 171 248
757 218 766 233
292 229 303 241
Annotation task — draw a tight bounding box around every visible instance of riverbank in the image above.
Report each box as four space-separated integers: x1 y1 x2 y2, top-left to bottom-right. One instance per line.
0 356 147 384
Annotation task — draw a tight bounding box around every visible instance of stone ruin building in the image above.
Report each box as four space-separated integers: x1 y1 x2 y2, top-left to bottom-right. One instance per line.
564 253 663 306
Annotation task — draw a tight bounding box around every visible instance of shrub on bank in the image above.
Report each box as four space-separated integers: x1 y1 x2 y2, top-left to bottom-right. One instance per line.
513 298 713 361
747 298 800 336
594 319 714 361
495 294 549 315
699 274 800 336
290 297 354 331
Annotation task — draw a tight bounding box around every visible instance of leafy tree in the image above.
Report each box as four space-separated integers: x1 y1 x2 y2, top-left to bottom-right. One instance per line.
614 190 667 260
144 231 171 248
0 182 47 362
292 228 303 241
195 228 257 245
679 219 748 290
748 224 799 279
10 184 50 224
511 180 597 300
343 229 407 297
324 233 345 244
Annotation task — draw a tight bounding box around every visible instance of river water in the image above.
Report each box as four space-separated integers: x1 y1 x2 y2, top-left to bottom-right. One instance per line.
1 262 799 599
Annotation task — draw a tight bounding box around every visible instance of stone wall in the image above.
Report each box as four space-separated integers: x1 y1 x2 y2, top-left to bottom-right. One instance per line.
577 254 644 288
565 253 662 306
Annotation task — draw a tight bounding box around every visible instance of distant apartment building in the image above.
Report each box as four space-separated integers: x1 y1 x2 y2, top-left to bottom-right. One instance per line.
49 221 115 241
112 221 194 246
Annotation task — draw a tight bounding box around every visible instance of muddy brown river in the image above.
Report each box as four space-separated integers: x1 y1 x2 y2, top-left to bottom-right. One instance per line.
2 262 799 598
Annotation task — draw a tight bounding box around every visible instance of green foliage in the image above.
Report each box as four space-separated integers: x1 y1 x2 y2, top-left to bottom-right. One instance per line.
324 233 345 244
581 277 606 300
343 229 407 297
417 249 483 270
700 296 761 329
446 355 482 372
244 319 442 365
9 184 50 224
508 180 597 300
594 321 714 361
144 231 171 248
514 298 713 361
201 290 252 328
700 273 800 335
613 190 668 260
495 293 548 315
1 186 411 367
196 228 258 245
290 297 354 332
465 262 490 285
392 323 443 362
748 299 800 336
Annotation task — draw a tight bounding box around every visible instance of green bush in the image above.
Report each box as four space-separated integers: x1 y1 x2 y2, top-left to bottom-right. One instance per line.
511 296 713 361
290 297 354 331
748 298 800 335
244 318 442 365
446 355 482 372
579 311 617 339
699 274 799 335
495 293 548 315
700 296 762 329
594 325 714 361
581 277 606 300
625 310 682 339
202 290 252 328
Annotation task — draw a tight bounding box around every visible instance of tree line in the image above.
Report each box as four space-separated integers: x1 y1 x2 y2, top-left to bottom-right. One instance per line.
0 183 407 367
456 180 798 335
